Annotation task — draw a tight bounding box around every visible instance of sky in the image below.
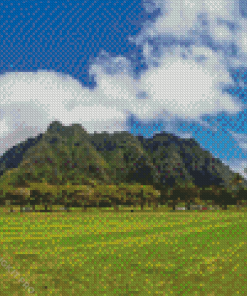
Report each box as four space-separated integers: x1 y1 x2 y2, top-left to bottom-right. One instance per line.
1 0 247 180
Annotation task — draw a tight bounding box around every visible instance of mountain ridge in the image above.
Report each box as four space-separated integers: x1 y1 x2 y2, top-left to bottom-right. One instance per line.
0 120 246 210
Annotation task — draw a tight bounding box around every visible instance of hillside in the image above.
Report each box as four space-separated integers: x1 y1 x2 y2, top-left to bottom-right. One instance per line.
0 120 246 210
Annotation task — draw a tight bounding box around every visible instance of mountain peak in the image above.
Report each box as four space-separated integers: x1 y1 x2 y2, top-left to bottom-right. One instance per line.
0 121 246 197
47 121 65 132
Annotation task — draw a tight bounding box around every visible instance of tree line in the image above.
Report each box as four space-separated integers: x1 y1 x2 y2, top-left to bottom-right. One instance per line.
1 172 247 212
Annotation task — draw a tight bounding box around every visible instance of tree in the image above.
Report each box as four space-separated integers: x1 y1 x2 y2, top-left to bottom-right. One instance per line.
234 186 247 207
198 185 221 207
229 173 244 191
214 186 237 210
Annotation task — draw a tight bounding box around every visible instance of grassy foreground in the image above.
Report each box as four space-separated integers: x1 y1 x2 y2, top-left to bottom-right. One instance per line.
0 205 246 295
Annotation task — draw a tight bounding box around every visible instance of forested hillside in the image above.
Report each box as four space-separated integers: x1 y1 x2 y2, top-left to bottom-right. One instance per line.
0 120 246 211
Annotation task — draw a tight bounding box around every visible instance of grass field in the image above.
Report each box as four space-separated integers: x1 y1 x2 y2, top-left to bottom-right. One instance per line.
0 205 246 295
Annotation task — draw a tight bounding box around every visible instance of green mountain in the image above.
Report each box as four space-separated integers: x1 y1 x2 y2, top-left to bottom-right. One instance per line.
0 120 246 210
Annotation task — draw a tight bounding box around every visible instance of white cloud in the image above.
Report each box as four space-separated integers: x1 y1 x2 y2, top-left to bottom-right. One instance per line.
0 70 129 155
227 130 247 150
234 18 247 56
87 43 242 126
135 45 242 120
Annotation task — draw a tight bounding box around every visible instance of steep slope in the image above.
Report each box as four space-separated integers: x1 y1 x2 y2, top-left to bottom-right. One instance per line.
1 121 114 188
0 120 246 201
139 132 247 191
0 133 43 178
90 131 160 186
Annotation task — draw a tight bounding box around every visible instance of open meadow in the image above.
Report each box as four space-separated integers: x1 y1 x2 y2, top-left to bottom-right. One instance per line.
0 205 246 295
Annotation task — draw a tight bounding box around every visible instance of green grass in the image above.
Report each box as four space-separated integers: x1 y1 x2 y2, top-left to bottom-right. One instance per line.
0 205 246 295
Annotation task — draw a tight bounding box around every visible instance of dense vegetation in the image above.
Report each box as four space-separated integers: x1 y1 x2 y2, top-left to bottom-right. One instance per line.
0 120 246 211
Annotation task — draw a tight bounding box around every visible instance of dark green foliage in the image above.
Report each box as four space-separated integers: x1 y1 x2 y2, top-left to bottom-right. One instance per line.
0 120 247 211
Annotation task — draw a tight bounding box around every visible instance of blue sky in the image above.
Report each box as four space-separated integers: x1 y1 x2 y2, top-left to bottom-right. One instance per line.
1 0 247 180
